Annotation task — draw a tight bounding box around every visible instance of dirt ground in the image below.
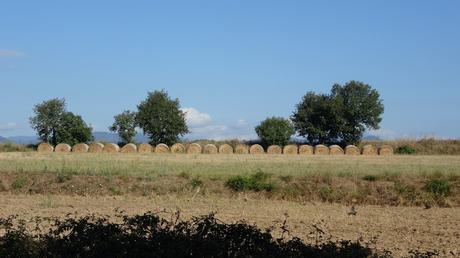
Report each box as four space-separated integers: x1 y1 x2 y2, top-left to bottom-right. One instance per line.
0 194 458 257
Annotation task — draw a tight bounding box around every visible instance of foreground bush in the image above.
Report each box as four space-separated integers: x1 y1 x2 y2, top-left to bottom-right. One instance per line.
0 212 391 258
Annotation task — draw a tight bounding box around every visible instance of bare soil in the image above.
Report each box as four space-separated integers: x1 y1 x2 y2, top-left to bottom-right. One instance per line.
1 194 458 257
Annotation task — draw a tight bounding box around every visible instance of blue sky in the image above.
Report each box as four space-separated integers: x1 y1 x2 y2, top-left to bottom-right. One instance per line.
1 1 459 140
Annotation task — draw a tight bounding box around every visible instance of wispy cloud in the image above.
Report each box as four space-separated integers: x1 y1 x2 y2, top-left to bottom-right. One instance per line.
0 49 25 58
0 122 18 131
181 107 256 140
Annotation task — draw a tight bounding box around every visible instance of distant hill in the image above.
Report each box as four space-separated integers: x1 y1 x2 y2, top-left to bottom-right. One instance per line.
0 136 9 143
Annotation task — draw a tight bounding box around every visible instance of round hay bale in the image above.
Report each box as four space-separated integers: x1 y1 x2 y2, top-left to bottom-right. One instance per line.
155 143 170 153
138 143 153 153
203 144 218 154
329 145 344 155
379 145 394 156
298 145 314 155
249 144 264 154
314 144 329 155
267 145 282 154
103 143 120 153
120 143 137 153
171 143 186 153
55 143 71 153
345 145 360 155
88 143 104 153
72 143 89 153
283 144 298 155
187 143 202 154
235 144 249 154
37 142 54 153
361 144 378 155
218 144 233 154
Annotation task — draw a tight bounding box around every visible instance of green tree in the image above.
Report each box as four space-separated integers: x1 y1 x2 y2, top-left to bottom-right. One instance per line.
255 117 295 147
55 112 93 146
29 98 66 144
136 90 189 145
109 110 137 145
292 81 383 145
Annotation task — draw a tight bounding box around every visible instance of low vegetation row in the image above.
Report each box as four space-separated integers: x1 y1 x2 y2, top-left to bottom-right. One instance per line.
0 212 438 258
35 142 394 155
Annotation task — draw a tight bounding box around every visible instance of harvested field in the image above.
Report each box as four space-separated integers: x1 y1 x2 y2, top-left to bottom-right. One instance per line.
0 194 458 257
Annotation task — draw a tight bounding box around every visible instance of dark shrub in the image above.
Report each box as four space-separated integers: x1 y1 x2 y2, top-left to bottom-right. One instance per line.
226 171 275 192
395 145 416 154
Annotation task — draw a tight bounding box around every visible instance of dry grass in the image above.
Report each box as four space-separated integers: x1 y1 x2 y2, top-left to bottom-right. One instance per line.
72 143 89 153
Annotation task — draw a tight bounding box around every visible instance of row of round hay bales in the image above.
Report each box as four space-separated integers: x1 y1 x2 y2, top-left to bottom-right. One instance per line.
36 142 394 155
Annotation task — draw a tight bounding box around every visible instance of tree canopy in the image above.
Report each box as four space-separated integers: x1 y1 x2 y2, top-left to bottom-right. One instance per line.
292 81 384 145
136 90 189 145
255 117 295 147
109 110 137 145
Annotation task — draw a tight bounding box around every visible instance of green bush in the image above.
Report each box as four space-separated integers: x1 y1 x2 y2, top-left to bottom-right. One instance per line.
424 179 450 197
226 171 275 192
11 178 27 190
395 145 416 154
190 177 203 188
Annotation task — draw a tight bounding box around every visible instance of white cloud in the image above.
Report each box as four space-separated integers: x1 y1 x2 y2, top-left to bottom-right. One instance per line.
0 49 25 57
181 107 212 127
0 122 18 131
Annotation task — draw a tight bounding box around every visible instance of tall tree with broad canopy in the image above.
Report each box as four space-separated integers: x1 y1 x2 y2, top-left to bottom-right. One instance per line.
29 98 67 144
136 90 189 145
292 81 384 145
109 110 137 145
30 98 92 145
55 112 93 146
